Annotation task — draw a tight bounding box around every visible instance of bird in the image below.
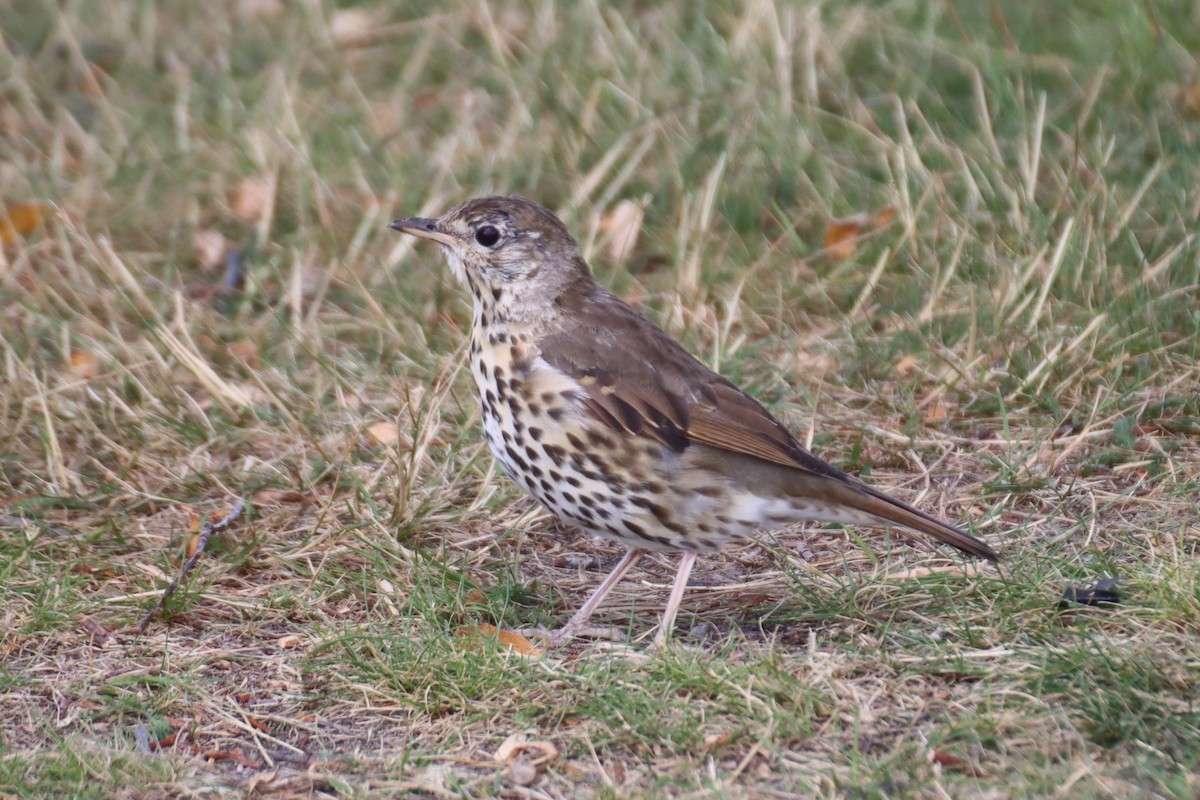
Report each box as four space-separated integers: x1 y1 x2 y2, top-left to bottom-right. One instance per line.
390 195 998 646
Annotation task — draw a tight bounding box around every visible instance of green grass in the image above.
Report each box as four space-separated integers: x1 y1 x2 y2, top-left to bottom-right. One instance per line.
2 0 1199 796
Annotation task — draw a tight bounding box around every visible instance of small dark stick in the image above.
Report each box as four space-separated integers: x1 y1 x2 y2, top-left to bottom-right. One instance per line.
136 499 246 635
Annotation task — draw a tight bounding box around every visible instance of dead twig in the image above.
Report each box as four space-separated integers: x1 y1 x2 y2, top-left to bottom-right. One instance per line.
136 499 247 635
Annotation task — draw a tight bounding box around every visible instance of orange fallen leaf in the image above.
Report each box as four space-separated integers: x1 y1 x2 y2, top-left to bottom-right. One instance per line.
597 199 644 262
932 749 986 777
0 202 48 245
226 339 259 364
923 398 954 423
69 351 102 379
230 176 274 224
366 421 401 446
458 623 541 655
823 206 895 260
894 354 920 377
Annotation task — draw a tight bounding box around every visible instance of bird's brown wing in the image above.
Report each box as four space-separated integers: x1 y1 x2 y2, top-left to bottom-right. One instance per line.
542 288 856 476
539 286 998 561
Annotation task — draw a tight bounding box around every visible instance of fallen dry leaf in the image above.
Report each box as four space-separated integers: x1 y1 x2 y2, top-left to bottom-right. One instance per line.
366 421 401 446
923 398 954 423
330 7 378 48
252 488 309 505
459 624 541 656
598 199 644 262
1 202 48 245
894 354 920 377
230 176 274 224
931 749 986 777
494 732 559 765
193 228 227 271
823 206 895 260
79 616 112 645
226 339 259 364
68 351 102 379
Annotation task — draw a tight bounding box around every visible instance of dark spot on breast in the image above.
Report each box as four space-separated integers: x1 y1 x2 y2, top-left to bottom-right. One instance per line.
492 286 502 301
527 403 542 416
494 365 505 381
485 390 497 407
510 348 533 373
540 479 554 493
565 432 585 450
547 407 565 421
543 446 566 467
565 475 581 488
528 427 543 441
548 469 563 482
505 446 529 471
586 430 612 448
624 520 647 538
562 491 576 505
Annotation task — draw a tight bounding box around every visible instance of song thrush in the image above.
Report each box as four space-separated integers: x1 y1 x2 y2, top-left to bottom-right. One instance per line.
391 196 997 645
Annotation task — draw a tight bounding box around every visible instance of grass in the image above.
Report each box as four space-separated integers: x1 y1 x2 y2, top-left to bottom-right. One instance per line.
2 0 1199 796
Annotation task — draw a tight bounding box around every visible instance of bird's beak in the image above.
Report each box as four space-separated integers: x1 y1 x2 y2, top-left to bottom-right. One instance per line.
389 217 457 247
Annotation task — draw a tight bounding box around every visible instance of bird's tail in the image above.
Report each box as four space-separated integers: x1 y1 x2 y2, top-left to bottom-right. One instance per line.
825 480 999 561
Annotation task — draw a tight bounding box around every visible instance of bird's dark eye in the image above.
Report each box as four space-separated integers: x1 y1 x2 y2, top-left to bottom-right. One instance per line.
475 225 501 247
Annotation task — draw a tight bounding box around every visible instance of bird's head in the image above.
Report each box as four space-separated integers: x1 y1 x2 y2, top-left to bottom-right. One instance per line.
390 196 592 311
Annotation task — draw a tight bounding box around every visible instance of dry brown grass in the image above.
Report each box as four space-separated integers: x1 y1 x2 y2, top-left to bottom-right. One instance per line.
3 1 1199 797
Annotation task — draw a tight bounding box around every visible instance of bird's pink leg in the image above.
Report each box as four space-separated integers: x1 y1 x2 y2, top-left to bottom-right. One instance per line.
550 548 646 645
653 551 697 647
